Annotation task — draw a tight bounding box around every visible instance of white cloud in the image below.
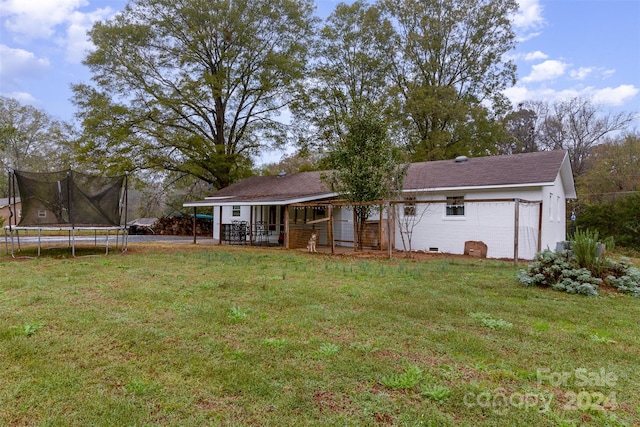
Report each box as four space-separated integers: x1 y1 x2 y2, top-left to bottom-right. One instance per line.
65 7 112 63
0 44 50 83
0 0 88 39
502 85 531 106
511 0 544 41
522 60 568 83
503 84 639 108
511 0 545 30
4 91 39 105
1 0 115 64
570 67 593 81
591 85 639 107
524 51 548 61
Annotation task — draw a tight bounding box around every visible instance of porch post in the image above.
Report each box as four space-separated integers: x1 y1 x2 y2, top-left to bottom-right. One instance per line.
353 208 357 251
387 202 392 259
218 206 223 245
284 205 289 249
378 205 383 251
514 198 520 266
193 207 197 244
328 204 334 254
249 206 254 245
537 201 543 253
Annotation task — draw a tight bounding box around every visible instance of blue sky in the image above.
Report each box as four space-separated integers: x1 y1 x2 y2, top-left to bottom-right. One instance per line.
1 0 639 127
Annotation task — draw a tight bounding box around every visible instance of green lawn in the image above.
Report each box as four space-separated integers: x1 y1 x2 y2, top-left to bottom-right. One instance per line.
1 245 639 426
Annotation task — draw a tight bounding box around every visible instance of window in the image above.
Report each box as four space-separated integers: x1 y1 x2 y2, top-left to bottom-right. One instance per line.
446 196 464 216
232 206 241 217
404 196 416 216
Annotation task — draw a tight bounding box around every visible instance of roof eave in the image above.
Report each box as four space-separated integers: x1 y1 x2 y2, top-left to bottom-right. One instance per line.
184 193 338 207
402 182 556 193
559 153 577 199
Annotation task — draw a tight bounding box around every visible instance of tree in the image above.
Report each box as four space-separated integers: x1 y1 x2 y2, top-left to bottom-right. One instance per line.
576 133 640 204
537 97 636 175
323 105 407 251
498 103 540 154
258 152 323 176
0 96 72 196
569 133 640 249
382 0 518 161
576 194 640 250
293 0 396 151
73 0 316 190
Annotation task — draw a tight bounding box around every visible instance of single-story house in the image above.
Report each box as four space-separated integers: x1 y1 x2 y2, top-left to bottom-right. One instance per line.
184 150 576 260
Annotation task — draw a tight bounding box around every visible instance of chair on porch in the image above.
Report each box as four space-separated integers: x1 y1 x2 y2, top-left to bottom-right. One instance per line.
231 220 248 245
254 221 269 246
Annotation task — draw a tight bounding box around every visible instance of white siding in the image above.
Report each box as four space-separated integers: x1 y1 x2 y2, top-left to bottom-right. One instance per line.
540 174 568 252
394 188 547 259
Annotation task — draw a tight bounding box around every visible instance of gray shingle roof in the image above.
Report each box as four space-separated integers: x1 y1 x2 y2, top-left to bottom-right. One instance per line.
189 150 571 205
404 150 569 190
207 170 333 203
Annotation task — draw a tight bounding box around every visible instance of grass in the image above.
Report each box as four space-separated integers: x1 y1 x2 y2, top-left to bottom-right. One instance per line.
1 243 639 426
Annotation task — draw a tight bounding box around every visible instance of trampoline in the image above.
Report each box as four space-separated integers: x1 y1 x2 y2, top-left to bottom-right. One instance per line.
4 169 128 257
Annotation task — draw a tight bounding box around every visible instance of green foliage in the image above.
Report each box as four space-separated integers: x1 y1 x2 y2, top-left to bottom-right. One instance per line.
576 194 640 250
315 343 340 358
590 333 616 344
517 250 600 296
262 337 287 348
381 0 518 161
571 229 601 272
517 250 573 287
577 133 640 201
380 365 423 390
227 306 248 323
604 259 640 297
420 385 452 403
293 0 396 150
125 378 160 396
74 0 316 189
3 247 640 425
324 105 407 250
550 267 601 296
0 96 72 185
518 250 640 298
470 312 513 330
22 322 45 337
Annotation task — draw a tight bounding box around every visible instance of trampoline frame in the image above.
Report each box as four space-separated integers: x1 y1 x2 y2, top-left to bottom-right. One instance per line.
4 169 129 257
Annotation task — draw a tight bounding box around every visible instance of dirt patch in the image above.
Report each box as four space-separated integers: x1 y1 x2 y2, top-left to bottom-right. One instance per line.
313 390 355 414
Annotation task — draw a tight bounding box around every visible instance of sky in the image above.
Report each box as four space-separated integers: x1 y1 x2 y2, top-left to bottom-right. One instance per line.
1 0 639 135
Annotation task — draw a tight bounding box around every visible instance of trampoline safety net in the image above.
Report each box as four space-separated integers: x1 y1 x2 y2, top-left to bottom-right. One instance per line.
13 169 125 227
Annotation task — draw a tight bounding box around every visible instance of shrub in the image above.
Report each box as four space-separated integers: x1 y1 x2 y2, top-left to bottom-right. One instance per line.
604 259 640 297
551 267 600 296
517 250 572 288
517 250 599 296
518 250 640 298
571 229 601 273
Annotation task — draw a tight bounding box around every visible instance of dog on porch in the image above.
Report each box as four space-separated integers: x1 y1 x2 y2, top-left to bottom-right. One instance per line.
307 230 317 253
